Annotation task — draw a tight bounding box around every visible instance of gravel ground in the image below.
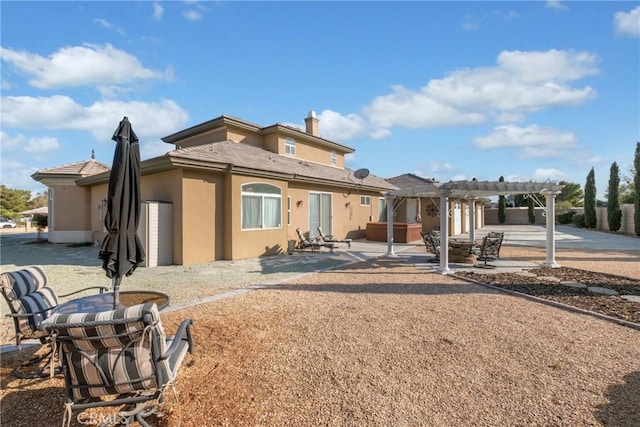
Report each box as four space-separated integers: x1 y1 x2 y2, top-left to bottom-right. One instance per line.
1 240 639 426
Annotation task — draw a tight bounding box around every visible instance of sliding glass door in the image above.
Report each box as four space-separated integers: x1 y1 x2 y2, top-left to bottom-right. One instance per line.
309 192 332 239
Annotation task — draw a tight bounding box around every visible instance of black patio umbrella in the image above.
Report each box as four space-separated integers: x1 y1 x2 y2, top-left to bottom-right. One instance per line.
99 116 145 309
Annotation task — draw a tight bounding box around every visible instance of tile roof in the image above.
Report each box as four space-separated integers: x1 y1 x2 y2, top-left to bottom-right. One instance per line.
168 141 397 191
33 160 110 176
387 173 438 189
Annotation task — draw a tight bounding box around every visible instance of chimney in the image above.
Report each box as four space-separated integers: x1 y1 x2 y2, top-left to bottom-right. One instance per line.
304 110 319 136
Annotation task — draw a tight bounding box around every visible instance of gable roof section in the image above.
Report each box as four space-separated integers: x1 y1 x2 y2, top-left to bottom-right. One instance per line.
387 173 438 189
32 160 110 183
167 140 396 192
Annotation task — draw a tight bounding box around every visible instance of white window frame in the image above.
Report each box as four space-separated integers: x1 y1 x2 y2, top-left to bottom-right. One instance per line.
287 196 292 225
330 150 337 166
360 195 371 206
284 138 296 156
241 183 282 230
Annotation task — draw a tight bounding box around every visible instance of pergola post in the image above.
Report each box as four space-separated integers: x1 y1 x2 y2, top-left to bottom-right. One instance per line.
438 194 450 273
468 198 476 244
542 191 560 268
384 193 397 257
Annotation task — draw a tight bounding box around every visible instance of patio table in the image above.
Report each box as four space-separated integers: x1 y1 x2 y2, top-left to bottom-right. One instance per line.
47 290 170 316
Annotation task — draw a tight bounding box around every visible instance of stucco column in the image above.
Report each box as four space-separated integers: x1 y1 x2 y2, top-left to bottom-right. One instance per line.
542 192 560 268
438 194 450 273
468 198 476 244
384 193 397 257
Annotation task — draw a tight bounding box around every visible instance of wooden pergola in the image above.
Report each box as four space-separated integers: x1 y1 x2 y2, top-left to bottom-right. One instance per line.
384 180 565 273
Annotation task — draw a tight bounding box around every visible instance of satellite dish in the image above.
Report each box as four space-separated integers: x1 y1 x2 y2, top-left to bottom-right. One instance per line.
354 168 370 180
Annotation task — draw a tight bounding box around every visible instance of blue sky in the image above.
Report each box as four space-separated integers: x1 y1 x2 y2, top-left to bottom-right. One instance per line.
1 1 639 200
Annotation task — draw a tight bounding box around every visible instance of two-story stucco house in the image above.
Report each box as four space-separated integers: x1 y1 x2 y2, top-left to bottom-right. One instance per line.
32 112 398 265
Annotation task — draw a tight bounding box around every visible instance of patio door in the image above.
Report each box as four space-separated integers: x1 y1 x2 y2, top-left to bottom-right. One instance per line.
309 192 332 239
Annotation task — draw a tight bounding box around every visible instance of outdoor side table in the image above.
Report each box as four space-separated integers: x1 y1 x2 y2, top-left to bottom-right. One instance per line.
48 290 170 316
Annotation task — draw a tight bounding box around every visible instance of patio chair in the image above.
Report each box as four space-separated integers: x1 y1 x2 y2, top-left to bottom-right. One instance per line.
0 266 107 378
42 302 194 427
470 234 503 268
420 231 440 263
295 228 335 253
317 227 352 248
486 231 504 257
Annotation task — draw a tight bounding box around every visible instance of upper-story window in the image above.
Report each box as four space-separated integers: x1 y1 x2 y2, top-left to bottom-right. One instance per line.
361 195 371 206
241 183 282 230
330 150 337 166
284 138 296 156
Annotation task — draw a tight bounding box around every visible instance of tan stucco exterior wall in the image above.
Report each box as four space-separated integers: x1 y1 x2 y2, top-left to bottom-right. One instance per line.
180 169 225 264
53 185 92 232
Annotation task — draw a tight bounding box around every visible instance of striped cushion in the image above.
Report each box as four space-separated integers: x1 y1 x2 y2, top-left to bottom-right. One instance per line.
0 266 58 338
43 303 170 401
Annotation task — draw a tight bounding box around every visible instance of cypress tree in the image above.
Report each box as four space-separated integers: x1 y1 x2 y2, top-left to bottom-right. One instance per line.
584 167 597 229
528 197 535 224
634 142 640 236
607 162 622 232
498 176 506 224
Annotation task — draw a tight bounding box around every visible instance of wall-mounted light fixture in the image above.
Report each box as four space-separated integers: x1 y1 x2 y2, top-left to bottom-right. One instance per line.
296 200 304 207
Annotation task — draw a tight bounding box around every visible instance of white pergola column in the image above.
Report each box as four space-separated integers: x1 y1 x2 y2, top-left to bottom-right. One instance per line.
438 194 450 273
542 192 560 268
384 193 397 257
468 198 476 244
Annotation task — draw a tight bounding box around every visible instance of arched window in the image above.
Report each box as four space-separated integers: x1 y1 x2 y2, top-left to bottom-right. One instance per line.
241 183 282 230
284 138 296 156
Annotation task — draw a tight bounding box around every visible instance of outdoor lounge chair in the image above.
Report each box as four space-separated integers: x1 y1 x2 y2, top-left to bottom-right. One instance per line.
317 227 352 248
420 231 441 263
0 266 107 378
295 228 335 253
470 234 503 268
42 302 194 427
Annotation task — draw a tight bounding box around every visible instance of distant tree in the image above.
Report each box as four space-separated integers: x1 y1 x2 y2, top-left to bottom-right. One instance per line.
527 197 535 224
0 185 31 219
607 162 622 232
29 192 48 209
620 165 635 204
32 214 48 241
556 181 583 207
498 176 506 224
584 168 597 229
634 142 640 236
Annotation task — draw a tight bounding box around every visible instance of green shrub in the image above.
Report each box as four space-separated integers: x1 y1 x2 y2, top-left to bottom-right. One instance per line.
557 211 575 224
571 213 585 228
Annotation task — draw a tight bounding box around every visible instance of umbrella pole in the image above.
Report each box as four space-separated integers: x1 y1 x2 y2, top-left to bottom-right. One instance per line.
113 276 122 310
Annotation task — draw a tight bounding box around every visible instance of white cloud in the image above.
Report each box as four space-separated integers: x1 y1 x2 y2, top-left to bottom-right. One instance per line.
473 124 577 158
546 0 568 11
533 168 566 181
153 2 164 21
1 95 189 142
140 140 172 160
317 110 368 141
321 49 598 142
93 18 125 36
24 136 60 154
0 44 167 90
614 6 640 37
183 10 202 21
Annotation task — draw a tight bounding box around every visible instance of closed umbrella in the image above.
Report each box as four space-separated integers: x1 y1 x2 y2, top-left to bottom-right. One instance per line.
99 116 145 309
